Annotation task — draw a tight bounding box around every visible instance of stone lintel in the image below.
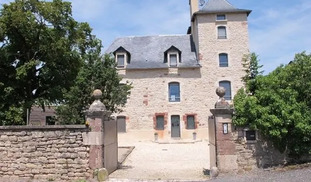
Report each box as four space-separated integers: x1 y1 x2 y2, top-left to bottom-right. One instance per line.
85 110 111 118
210 108 233 115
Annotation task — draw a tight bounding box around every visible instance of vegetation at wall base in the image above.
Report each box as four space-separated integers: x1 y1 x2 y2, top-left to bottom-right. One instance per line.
233 52 311 158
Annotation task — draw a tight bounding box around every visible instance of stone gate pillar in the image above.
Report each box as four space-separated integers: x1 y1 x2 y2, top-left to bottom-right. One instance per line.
210 87 237 172
83 89 115 171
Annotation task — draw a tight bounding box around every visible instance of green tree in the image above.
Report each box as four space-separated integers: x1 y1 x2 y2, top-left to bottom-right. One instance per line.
241 52 263 94
0 0 98 124
233 52 311 158
56 54 131 125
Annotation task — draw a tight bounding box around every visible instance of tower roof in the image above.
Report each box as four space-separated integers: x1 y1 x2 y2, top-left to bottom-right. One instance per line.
197 0 251 16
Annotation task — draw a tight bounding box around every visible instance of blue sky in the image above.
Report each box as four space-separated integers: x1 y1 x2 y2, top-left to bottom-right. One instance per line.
1 0 311 73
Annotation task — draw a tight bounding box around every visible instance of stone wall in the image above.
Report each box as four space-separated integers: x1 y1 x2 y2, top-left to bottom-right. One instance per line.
233 129 287 173
210 107 310 174
234 129 310 173
0 125 91 181
117 68 209 141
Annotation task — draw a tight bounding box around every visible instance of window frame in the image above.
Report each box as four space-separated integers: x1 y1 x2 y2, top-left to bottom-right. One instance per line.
219 53 229 67
168 82 181 102
217 26 227 39
167 51 179 67
116 52 126 68
186 115 196 130
155 115 165 130
216 14 226 21
219 81 232 100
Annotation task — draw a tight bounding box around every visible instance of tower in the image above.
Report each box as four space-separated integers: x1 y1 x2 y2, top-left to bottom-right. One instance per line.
189 0 251 110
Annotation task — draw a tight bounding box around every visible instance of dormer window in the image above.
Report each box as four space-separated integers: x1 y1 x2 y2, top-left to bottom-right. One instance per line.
216 14 226 21
116 53 125 68
164 46 182 67
113 46 131 69
168 52 178 67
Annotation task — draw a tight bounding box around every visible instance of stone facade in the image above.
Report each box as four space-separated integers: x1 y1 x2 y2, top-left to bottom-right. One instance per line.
29 106 56 126
118 68 209 140
112 3 250 141
0 126 91 181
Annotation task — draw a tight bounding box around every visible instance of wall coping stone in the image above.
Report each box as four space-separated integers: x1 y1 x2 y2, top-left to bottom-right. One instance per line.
0 125 88 131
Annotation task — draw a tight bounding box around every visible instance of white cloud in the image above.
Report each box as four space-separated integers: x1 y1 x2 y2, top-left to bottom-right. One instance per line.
249 0 311 73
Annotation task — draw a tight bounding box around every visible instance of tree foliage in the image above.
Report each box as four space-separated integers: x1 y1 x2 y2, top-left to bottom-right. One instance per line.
233 52 311 157
56 54 131 125
241 52 263 94
0 0 99 125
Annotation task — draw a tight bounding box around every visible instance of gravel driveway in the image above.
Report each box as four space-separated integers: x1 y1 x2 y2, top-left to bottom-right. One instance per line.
109 140 210 181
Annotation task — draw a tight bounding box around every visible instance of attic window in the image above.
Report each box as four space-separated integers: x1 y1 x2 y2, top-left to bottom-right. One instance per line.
116 53 126 68
169 53 178 67
113 46 131 69
164 46 181 67
216 14 226 21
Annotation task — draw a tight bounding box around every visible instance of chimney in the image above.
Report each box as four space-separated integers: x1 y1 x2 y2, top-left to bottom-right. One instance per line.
189 0 199 19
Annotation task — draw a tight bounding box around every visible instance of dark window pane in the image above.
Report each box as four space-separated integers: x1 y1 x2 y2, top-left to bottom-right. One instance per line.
117 54 125 67
46 116 55 125
218 26 227 39
169 54 177 67
187 115 195 129
156 116 164 130
246 130 256 140
217 14 226 20
219 81 231 100
219 53 228 67
169 82 180 102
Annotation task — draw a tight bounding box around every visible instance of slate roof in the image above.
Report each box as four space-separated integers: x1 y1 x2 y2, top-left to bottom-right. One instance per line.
105 35 200 69
197 0 251 16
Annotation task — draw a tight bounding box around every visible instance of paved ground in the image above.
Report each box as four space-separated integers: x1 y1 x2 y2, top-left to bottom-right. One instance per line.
211 164 311 182
109 140 210 181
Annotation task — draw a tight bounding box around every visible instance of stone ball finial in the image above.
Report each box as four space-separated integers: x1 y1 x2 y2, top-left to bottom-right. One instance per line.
92 89 102 100
216 87 226 98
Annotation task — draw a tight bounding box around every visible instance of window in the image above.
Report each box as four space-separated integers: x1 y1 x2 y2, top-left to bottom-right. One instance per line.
217 14 226 21
219 53 228 67
164 46 181 67
218 26 227 39
46 116 56 125
169 53 178 67
219 81 231 100
245 130 256 141
156 116 164 130
116 54 125 68
186 115 195 129
169 82 180 102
